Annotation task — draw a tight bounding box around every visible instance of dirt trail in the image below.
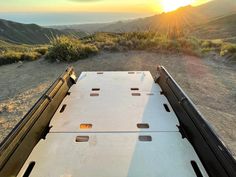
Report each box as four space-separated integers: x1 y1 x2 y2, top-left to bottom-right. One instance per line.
0 51 236 157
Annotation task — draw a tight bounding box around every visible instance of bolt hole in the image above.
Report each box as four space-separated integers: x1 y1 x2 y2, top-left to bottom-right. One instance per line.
131 88 139 91
97 72 103 74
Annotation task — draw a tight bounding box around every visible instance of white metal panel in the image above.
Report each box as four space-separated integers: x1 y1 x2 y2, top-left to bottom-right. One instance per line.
71 71 162 94
17 133 208 177
50 72 179 132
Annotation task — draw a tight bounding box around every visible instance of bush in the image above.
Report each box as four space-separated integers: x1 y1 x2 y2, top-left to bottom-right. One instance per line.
0 51 42 65
79 32 208 56
200 39 223 54
46 36 99 62
21 52 42 61
178 37 201 56
220 43 236 56
34 47 48 55
113 32 201 55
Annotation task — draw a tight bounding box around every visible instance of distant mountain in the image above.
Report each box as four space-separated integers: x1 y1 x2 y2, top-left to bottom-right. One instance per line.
0 19 87 44
193 13 236 41
60 0 236 33
0 19 63 44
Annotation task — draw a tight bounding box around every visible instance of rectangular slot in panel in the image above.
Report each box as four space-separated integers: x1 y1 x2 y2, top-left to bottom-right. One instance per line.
92 88 100 91
139 135 152 142
164 104 171 112
131 88 139 91
23 161 35 177
132 93 141 96
90 93 99 97
137 123 150 129
59 104 67 113
75 136 89 142
80 124 93 129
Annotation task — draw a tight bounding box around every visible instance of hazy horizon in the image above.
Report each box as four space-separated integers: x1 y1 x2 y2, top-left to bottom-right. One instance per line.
0 12 152 26
0 0 210 13
0 0 211 26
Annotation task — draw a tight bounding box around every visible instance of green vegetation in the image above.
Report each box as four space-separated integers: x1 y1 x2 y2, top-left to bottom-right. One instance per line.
0 51 41 65
200 39 236 60
44 32 236 62
0 40 48 65
45 36 98 62
1 32 236 65
220 43 236 56
46 32 203 62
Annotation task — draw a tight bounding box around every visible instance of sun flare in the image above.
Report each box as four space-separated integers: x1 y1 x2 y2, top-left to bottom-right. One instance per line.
161 0 195 12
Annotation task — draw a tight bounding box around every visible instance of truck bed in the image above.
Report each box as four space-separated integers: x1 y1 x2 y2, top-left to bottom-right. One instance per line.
17 71 208 177
0 67 235 177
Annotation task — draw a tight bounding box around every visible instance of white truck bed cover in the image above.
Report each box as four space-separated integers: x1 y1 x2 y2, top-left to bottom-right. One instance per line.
17 71 208 177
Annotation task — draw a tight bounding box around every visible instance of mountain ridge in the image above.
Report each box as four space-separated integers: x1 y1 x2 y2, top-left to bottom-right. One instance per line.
0 18 66 44
56 0 236 33
0 19 87 44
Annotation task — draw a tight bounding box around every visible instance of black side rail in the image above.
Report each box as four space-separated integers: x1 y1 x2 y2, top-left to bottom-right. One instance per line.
156 66 236 177
0 67 77 177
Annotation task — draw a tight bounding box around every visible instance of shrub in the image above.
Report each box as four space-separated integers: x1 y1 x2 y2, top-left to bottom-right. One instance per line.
201 40 212 48
34 47 48 55
178 37 201 56
112 32 201 55
201 39 223 53
46 36 98 62
0 51 42 65
84 33 119 51
0 51 21 65
21 52 42 61
220 43 236 56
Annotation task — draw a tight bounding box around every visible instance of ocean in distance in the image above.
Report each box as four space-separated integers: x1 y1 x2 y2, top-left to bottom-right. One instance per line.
0 12 152 26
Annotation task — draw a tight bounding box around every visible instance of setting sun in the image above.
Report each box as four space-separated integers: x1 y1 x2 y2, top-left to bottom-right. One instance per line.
161 0 195 12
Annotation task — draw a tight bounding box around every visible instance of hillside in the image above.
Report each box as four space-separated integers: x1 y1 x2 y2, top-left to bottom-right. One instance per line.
193 13 236 42
0 19 64 44
0 19 87 44
59 0 236 34
0 39 40 51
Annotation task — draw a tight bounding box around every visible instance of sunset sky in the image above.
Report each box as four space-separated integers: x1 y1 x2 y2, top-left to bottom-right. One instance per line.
0 0 211 13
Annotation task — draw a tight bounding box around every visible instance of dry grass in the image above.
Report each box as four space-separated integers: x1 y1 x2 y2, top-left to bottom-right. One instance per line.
1 32 236 65
0 40 48 65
